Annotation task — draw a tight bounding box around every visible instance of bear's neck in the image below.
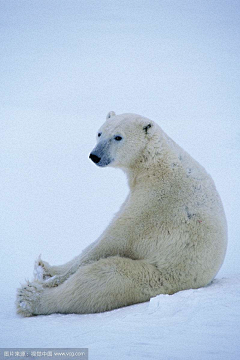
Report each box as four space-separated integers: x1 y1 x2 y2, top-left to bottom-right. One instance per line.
124 132 179 191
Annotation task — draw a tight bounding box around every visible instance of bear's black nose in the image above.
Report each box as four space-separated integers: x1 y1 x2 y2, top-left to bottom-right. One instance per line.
89 153 101 164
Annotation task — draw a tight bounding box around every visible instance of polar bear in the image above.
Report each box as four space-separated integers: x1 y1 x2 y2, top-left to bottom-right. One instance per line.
16 112 227 316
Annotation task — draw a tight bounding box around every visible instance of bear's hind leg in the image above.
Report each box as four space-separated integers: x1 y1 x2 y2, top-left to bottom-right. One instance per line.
17 256 166 316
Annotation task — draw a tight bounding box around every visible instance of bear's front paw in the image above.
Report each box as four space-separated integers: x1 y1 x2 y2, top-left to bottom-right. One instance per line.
34 255 52 281
16 281 43 317
43 274 65 288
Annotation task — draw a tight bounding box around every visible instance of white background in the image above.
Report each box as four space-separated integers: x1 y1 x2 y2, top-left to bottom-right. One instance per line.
0 1 239 358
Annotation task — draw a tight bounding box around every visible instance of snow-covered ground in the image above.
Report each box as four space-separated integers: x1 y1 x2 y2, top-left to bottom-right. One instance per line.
1 1 240 359
1 275 240 359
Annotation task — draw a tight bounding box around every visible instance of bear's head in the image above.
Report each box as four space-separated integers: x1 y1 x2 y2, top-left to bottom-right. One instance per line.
89 112 156 169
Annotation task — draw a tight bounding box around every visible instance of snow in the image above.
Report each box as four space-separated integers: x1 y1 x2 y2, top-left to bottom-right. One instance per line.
0 1 240 359
1 276 240 359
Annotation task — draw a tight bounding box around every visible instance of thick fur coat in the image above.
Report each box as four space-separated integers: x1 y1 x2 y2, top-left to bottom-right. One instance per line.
16 112 227 316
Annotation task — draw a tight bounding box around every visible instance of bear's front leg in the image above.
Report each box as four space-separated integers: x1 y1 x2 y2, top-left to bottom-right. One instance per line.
42 273 69 287
16 257 168 316
34 255 53 281
33 252 88 283
34 256 77 286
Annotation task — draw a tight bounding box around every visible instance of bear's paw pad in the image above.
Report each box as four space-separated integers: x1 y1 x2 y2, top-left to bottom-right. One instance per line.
16 281 43 317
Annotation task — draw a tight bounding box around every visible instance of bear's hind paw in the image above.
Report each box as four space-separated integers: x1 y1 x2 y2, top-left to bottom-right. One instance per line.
16 281 43 317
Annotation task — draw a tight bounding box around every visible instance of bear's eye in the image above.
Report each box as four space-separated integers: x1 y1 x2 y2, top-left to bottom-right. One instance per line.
114 136 122 141
98 132 102 137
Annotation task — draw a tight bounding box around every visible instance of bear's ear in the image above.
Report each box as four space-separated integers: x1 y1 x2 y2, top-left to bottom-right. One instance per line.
106 111 116 120
143 123 153 135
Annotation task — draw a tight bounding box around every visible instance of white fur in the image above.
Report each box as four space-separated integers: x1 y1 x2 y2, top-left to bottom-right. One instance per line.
16 112 227 316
